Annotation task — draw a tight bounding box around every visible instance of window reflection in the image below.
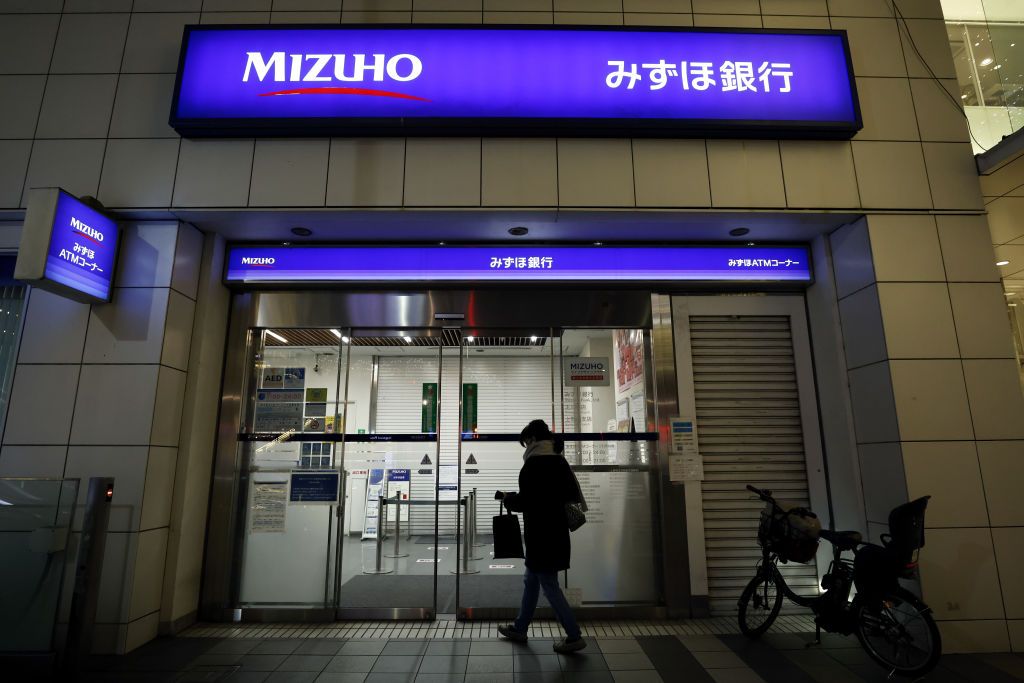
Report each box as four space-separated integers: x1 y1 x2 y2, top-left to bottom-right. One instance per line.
943 1 1024 151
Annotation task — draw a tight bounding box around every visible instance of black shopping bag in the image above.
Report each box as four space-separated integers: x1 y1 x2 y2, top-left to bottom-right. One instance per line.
493 505 525 559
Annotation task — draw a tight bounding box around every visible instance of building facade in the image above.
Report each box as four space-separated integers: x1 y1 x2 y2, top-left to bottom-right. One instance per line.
0 0 1022 657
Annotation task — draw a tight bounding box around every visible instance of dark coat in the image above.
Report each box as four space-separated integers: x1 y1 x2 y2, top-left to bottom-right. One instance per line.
503 442 578 572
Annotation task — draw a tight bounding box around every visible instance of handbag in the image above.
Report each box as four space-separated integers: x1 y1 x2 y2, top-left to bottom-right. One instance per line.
565 502 586 532
492 504 525 559
565 467 587 532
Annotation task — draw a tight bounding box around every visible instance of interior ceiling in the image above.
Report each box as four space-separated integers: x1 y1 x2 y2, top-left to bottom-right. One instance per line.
155 208 860 243
264 328 547 348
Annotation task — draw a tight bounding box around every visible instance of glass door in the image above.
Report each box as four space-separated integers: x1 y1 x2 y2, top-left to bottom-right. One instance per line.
235 327 349 614
333 330 450 618
455 328 662 619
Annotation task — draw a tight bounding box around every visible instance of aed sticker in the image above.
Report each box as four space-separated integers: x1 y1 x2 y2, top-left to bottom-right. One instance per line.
427 546 449 550
489 564 515 569
416 558 440 563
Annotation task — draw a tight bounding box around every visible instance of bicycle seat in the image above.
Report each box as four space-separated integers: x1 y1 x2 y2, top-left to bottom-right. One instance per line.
820 529 863 550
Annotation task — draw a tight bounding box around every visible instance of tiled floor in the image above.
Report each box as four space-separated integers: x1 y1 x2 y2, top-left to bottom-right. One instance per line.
65 620 1024 683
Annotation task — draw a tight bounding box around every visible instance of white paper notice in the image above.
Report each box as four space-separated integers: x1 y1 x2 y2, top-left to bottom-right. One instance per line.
250 481 287 533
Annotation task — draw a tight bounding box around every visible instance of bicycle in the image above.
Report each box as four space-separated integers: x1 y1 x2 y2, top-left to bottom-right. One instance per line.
737 484 942 679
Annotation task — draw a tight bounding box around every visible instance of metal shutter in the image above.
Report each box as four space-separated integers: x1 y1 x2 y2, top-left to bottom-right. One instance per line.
690 315 818 615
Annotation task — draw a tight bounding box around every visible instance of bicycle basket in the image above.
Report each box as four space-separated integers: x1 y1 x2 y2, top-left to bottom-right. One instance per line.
758 501 821 564
883 495 930 566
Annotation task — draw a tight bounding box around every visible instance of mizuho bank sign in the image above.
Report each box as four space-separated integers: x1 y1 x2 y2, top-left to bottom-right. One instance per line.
170 25 861 138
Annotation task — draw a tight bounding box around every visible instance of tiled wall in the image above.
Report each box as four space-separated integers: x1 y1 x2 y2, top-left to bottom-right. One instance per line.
0 0 982 213
831 214 1024 654
0 0 1020 655
0 221 204 653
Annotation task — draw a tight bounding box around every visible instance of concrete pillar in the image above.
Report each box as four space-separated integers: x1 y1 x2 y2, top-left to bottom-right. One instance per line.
831 213 1024 653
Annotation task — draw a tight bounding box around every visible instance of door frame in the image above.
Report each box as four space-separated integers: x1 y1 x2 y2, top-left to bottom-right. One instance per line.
670 294 830 605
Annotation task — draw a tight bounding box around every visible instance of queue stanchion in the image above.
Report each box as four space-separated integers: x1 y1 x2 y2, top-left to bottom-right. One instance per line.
471 487 485 548
385 492 408 559
468 489 483 560
451 496 479 575
363 495 393 574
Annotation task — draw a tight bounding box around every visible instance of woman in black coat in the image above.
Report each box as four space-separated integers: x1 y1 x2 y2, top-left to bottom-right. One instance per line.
497 420 586 653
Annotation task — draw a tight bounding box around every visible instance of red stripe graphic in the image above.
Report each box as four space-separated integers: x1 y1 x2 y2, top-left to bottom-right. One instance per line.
259 86 430 102
74 230 103 246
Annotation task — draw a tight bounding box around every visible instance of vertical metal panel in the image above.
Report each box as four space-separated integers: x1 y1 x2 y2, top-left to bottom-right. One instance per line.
688 313 817 615
202 293 259 619
650 293 691 617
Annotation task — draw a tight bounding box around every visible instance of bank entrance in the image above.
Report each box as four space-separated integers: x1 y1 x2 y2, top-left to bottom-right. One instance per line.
203 280 827 624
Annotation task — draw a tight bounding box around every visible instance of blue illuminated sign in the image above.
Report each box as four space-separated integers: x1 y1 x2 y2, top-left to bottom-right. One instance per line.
15 188 119 304
45 192 118 301
171 26 860 138
225 246 812 284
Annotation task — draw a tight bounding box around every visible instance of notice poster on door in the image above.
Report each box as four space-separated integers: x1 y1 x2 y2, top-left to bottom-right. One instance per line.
254 389 304 432
250 481 288 533
261 367 306 390
385 469 411 522
613 330 644 393
304 387 328 419
361 468 386 540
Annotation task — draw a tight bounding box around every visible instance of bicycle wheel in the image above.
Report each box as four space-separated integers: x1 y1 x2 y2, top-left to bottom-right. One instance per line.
738 566 784 638
855 588 942 677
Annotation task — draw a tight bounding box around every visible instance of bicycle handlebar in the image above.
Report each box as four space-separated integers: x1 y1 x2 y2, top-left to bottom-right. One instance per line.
746 484 779 508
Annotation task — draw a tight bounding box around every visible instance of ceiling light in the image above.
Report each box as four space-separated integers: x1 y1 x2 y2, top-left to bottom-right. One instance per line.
341 336 350 344
266 330 288 344
997 260 1010 266
530 335 538 343
980 57 994 66
961 94 968 99
330 329 342 338
403 335 413 343
995 64 1003 69
593 241 603 246
466 336 475 343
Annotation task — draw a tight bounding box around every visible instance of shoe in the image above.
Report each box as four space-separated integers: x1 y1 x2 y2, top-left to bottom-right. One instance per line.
553 637 586 654
498 624 528 642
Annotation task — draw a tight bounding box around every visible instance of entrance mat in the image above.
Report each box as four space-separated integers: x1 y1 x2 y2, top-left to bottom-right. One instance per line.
338 573 540 612
413 535 495 545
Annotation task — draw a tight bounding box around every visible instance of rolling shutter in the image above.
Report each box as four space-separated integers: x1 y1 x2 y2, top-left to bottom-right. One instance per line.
690 315 818 615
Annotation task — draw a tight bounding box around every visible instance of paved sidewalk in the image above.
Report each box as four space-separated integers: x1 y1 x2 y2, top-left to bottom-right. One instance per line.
62 620 1024 683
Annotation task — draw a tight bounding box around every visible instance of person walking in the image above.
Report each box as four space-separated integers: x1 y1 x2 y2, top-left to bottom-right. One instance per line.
496 419 586 653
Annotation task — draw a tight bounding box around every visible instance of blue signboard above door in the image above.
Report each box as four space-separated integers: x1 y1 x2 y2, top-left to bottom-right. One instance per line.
170 26 860 138
224 245 812 284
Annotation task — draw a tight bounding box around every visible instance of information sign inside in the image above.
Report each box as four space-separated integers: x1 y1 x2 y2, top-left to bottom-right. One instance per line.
16 188 119 303
226 245 812 284
171 26 860 137
289 470 339 503
564 357 611 387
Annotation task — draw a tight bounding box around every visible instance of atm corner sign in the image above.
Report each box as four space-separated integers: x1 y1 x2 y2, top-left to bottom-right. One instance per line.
14 188 119 304
564 357 610 387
